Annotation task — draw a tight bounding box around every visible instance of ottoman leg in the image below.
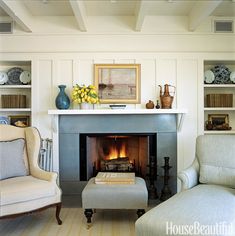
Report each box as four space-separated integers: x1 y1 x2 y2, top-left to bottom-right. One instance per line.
84 209 93 226
137 209 145 218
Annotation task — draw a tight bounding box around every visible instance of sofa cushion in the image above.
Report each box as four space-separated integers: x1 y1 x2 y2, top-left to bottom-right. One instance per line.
0 176 57 206
0 139 28 180
197 135 235 188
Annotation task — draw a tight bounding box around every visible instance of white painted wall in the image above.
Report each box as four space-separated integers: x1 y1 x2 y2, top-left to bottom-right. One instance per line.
1 16 235 177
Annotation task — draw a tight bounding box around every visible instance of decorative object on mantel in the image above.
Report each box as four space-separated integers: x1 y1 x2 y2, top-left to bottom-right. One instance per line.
159 84 175 109
55 85 70 110
71 84 99 109
160 156 172 201
109 104 126 109
155 100 160 109
145 100 154 109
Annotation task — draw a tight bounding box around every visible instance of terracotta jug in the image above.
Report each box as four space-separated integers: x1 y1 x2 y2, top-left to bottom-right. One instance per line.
146 100 154 109
159 84 175 109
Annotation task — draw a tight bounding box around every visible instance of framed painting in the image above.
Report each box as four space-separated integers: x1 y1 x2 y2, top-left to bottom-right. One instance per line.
9 115 30 127
94 64 141 104
208 114 229 126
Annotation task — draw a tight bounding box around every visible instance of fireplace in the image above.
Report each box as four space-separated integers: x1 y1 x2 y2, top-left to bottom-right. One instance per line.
79 133 156 181
57 112 178 196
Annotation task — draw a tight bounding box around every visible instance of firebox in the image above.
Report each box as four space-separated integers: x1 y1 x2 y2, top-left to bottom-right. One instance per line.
79 133 157 181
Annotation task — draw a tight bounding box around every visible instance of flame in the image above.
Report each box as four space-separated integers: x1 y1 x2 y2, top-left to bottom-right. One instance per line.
107 142 127 160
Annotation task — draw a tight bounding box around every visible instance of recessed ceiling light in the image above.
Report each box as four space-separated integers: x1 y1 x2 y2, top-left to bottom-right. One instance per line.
110 0 117 3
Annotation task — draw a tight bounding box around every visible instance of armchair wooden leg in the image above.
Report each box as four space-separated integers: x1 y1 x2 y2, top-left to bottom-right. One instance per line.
56 202 62 225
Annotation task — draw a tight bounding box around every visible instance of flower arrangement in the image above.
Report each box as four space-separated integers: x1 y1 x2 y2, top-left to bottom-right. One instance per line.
71 84 99 104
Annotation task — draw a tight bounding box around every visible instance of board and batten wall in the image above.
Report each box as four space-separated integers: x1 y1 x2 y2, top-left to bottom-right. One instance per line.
1 24 235 183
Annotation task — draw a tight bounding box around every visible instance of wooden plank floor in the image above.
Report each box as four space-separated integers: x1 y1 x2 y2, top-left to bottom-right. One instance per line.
0 196 158 236
0 208 137 236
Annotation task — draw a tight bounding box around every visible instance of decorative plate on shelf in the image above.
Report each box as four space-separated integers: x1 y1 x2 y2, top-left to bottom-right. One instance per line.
204 70 215 84
211 65 231 84
230 71 235 83
0 116 9 125
0 71 8 85
7 67 23 85
20 71 31 84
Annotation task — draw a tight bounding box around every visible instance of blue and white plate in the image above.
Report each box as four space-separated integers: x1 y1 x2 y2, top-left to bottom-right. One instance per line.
20 71 31 84
0 72 8 85
204 70 215 84
230 71 235 83
7 67 23 85
0 116 9 124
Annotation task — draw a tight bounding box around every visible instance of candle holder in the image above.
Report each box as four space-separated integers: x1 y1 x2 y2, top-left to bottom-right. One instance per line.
147 155 158 199
160 156 172 201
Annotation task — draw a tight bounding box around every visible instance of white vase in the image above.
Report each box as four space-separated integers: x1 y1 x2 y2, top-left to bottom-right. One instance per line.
80 103 94 110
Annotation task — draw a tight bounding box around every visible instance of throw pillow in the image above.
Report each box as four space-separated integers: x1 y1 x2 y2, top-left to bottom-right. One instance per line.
0 138 28 180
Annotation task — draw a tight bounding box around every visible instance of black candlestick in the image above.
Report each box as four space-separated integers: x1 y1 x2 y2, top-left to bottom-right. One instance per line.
147 155 158 199
160 156 172 201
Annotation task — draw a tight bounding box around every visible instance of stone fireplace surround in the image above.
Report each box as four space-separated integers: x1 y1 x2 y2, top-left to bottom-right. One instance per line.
48 109 186 196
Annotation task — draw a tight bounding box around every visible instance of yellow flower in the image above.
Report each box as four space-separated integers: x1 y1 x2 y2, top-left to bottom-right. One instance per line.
72 84 99 104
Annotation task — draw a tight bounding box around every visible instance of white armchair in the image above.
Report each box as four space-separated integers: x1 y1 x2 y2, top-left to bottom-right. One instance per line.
135 135 235 236
0 125 62 225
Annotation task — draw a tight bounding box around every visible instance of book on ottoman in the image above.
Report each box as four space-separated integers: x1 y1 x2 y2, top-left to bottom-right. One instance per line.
95 172 135 184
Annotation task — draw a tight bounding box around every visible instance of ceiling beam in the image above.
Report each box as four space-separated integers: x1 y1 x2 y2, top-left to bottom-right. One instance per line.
69 0 87 32
135 0 149 31
189 0 223 31
0 0 32 32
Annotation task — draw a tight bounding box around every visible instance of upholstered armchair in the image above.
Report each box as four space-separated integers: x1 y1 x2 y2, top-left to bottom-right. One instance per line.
0 125 62 225
136 135 235 236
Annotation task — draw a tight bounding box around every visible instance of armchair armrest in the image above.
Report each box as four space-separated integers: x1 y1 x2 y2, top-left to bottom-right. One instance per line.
178 159 199 191
31 166 58 182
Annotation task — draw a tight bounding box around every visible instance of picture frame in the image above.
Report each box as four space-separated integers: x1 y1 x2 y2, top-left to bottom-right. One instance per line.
208 114 229 126
9 115 30 127
94 64 141 104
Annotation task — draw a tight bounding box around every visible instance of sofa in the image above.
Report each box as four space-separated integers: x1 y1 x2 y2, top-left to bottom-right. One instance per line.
135 135 235 236
0 125 62 224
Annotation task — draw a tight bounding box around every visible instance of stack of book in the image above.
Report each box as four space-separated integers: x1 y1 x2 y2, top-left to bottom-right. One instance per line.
95 172 135 184
206 94 233 107
1 95 26 108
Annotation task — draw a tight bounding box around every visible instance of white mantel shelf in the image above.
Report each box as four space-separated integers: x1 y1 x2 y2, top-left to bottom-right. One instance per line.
48 108 187 131
48 108 187 115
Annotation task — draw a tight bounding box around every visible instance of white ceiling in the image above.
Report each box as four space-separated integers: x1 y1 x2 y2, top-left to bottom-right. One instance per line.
0 0 234 32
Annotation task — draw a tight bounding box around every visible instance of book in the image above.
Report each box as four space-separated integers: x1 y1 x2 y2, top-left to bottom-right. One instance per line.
95 172 135 184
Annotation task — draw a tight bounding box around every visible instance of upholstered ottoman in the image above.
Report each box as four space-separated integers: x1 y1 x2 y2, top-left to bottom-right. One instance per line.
82 177 148 225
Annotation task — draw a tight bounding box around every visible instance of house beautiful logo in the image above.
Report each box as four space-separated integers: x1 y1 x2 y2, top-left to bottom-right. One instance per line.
166 221 233 235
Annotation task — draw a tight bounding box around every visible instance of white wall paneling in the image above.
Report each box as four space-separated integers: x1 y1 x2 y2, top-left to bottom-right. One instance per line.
177 59 198 170
33 60 53 139
139 59 156 109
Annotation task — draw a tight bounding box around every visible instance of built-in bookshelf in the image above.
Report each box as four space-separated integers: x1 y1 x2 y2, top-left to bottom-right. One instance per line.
204 61 235 134
0 61 32 126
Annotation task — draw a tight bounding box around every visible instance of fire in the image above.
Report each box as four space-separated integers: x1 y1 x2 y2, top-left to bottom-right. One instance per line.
108 142 127 160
